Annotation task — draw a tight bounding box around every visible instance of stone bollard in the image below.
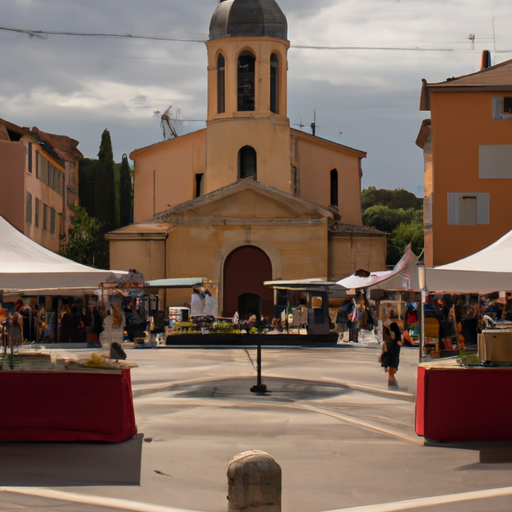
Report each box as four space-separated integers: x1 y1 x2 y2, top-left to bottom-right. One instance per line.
227 450 281 512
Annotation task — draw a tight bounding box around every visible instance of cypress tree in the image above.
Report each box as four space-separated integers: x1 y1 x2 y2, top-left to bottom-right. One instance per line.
95 129 117 232
119 153 132 227
78 158 97 218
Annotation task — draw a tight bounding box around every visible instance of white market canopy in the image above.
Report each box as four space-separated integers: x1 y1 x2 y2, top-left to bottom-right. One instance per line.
0 215 126 292
426 229 512 293
145 277 208 289
337 244 419 291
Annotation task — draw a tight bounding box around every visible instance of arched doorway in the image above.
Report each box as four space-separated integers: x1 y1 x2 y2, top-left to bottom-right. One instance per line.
223 245 273 320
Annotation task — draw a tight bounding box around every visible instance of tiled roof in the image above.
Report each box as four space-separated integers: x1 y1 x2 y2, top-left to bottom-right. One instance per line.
329 222 386 236
427 58 512 88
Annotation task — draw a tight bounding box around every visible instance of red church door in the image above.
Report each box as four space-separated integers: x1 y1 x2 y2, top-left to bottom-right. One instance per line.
223 245 273 320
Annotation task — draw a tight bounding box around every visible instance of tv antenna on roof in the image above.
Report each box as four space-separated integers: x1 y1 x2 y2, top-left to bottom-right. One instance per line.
293 118 305 130
468 34 475 50
310 109 317 136
154 105 179 140
154 106 205 140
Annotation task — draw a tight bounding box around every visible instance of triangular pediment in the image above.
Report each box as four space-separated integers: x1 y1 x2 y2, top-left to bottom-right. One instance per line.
154 179 334 223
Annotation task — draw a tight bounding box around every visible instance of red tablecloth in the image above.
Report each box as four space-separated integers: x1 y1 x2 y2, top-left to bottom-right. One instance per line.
0 369 137 443
416 363 512 442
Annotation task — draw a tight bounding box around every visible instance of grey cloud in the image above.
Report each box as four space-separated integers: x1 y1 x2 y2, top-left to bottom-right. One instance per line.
1 0 511 195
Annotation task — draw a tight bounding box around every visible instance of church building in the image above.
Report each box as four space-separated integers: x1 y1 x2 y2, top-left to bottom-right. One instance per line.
107 0 386 317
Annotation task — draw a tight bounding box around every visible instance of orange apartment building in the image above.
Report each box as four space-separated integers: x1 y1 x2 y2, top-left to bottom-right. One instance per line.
0 118 82 253
416 58 512 267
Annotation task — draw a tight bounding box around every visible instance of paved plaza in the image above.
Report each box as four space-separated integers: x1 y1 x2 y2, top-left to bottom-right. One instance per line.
1 339 512 511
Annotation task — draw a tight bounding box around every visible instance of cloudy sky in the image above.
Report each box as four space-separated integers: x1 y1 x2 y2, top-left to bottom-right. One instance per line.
1 0 511 195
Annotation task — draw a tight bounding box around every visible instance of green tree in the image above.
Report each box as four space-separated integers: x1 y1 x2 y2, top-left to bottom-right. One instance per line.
387 219 424 266
361 186 422 212
387 188 422 210
119 153 132 227
363 205 423 266
95 129 117 232
362 205 417 233
60 205 109 269
361 186 391 211
78 158 97 218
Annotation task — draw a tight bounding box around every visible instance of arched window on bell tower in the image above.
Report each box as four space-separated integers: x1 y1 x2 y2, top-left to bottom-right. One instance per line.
238 51 255 112
217 53 226 114
238 146 257 180
330 169 339 207
270 53 279 114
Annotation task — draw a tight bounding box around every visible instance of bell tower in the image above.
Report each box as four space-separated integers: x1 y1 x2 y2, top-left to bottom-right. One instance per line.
203 0 291 194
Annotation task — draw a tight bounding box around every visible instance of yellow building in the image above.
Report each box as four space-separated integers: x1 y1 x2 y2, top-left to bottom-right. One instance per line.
108 0 386 317
0 117 82 253
417 58 512 267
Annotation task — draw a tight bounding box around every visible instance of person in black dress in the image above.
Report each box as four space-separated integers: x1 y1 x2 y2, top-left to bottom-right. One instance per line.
380 322 403 388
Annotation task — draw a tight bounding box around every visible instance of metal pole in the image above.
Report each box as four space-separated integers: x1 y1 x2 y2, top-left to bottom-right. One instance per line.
250 345 267 393
418 264 426 363
257 345 262 387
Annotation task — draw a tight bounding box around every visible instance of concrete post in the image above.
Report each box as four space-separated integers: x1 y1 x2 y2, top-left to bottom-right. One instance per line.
227 450 281 512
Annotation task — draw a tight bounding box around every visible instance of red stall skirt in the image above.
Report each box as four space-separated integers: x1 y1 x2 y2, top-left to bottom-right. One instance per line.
0 369 137 443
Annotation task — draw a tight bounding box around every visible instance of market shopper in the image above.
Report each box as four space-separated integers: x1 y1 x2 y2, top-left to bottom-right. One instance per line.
335 300 350 341
190 286 205 316
379 322 403 388
59 302 74 343
5 312 23 353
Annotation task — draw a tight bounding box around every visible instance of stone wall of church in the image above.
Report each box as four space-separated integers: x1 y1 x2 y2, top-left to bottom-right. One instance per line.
109 238 167 282
109 220 329 312
328 234 387 280
292 134 364 225
131 129 206 223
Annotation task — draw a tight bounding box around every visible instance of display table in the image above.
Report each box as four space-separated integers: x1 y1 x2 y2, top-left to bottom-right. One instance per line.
166 333 339 346
416 360 512 442
0 369 137 443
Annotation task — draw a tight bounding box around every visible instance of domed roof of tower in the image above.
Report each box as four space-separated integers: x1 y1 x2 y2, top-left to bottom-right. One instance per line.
209 0 288 41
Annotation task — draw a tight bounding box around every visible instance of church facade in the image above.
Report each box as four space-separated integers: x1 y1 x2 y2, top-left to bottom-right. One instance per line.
107 0 386 317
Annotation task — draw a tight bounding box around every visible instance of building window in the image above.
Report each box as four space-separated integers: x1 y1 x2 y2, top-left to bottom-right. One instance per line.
270 53 279 114
195 173 203 198
238 146 257 180
217 53 226 114
26 192 32 224
28 143 33 174
330 169 339 207
50 208 56 234
238 51 255 112
34 198 40 228
291 164 299 196
492 97 512 120
479 144 512 179
447 192 489 225
35 152 64 195
43 204 49 231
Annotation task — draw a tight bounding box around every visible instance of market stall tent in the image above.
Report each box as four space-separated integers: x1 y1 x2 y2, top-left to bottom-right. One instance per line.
337 245 419 291
0 215 125 292
426 228 512 293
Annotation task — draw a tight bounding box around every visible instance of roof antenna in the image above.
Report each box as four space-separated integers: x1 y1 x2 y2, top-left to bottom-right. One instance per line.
468 34 475 50
491 0 497 62
293 118 304 130
310 110 316 136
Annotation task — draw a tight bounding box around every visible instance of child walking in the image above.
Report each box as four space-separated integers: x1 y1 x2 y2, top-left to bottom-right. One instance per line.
379 322 403 388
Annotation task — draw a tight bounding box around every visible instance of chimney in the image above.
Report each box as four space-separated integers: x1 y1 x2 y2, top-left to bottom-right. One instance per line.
481 50 492 70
